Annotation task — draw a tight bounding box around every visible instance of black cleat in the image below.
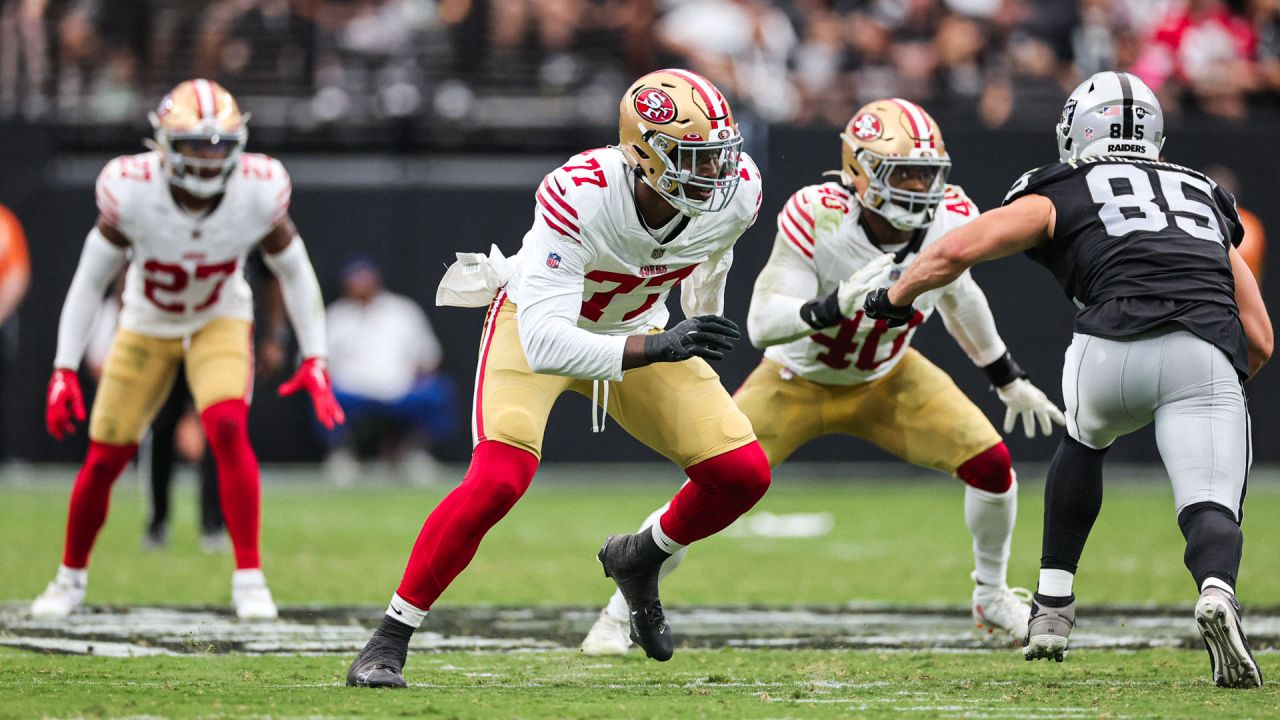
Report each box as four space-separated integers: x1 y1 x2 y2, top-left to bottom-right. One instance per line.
346 633 409 688
598 533 674 662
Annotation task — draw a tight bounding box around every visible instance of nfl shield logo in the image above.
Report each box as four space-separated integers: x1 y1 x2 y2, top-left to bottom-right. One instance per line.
546 252 561 269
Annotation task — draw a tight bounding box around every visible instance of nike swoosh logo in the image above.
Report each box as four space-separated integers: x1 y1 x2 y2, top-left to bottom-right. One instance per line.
391 607 403 615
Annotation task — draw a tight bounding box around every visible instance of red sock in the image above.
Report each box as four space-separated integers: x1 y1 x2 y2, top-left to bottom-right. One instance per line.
958 442 1014 493
660 441 771 545
201 399 261 570
395 440 538 610
62 441 138 569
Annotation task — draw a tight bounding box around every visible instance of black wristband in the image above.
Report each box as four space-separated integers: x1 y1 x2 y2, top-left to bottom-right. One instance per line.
982 351 1029 387
799 291 842 330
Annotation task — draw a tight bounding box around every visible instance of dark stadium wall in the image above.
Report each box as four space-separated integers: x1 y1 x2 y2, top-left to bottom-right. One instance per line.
3 121 1277 465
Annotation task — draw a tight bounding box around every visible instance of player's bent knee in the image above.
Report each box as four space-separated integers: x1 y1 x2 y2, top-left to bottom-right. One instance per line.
200 399 250 448
688 441 772 502
958 442 1013 494
465 440 538 512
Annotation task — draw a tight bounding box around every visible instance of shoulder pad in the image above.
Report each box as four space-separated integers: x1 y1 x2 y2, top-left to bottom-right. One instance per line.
941 184 979 219
1002 163 1075 206
239 153 292 228
536 149 618 245
95 153 160 229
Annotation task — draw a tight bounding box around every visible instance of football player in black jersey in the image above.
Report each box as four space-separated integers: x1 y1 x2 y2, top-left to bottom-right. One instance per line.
865 71 1272 688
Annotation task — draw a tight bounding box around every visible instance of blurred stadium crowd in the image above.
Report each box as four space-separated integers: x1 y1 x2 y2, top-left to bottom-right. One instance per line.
2 0 1279 146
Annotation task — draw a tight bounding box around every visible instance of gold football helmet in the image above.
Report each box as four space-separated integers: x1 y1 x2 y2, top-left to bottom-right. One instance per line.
147 79 248 198
838 98 950 230
618 69 743 217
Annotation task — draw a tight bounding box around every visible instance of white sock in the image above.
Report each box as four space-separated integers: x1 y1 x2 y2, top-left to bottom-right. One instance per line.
56 565 87 588
1038 568 1075 598
1201 577 1235 596
650 518 685 555
232 568 266 587
964 476 1017 587
386 592 428 628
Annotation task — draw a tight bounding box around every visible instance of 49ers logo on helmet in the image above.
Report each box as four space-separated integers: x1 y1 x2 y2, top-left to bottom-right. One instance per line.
635 88 677 124
851 112 883 141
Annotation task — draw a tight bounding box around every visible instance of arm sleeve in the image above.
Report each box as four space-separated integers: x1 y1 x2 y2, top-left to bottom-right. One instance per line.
936 270 1009 367
515 227 627 381
54 227 130 369
747 233 823 348
262 236 327 359
680 247 733 318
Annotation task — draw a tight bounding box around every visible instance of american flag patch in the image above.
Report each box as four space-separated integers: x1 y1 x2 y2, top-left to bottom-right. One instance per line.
546 252 561 269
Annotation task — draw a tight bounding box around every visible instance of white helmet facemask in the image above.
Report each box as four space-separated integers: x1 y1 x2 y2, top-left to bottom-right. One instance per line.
147 113 249 198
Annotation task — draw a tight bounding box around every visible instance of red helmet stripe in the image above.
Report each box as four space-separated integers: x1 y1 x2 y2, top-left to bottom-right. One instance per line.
663 68 728 124
889 98 933 149
193 79 217 122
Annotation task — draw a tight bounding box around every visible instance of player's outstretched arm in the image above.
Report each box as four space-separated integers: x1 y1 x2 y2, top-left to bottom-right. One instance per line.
1230 244 1273 379
885 195 1055 310
47 221 130 440
260 217 345 429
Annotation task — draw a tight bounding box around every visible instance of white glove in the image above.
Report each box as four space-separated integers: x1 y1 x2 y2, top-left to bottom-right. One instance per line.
996 378 1066 438
836 253 896 317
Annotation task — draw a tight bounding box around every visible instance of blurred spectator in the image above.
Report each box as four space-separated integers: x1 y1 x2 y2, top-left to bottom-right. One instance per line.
0 203 30 461
1132 0 1258 119
322 257 455 485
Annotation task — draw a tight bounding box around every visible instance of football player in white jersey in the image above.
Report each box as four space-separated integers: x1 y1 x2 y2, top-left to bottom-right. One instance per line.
581 99 1066 655
346 69 770 688
35 80 344 621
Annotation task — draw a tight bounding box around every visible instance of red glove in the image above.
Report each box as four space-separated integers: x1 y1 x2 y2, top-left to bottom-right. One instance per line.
46 368 86 441
278 357 345 430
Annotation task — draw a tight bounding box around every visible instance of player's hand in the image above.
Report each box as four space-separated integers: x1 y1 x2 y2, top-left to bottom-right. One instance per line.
46 368 86 441
278 357 346 430
644 315 741 363
837 253 896 317
996 378 1066 439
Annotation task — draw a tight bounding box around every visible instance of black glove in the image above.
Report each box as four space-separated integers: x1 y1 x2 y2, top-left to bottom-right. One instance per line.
643 315 741 363
862 287 915 328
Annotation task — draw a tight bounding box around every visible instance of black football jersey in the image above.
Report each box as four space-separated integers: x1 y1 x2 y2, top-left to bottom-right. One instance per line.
1003 156 1248 378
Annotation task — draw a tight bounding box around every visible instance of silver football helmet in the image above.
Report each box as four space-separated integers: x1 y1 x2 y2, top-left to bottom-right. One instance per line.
1057 71 1164 163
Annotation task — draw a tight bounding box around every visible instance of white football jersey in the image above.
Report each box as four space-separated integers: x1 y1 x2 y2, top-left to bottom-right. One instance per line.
764 181 981 385
507 146 762 335
95 151 290 338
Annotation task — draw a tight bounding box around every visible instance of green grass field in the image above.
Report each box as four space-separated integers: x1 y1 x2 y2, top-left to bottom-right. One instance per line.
2 467 1278 718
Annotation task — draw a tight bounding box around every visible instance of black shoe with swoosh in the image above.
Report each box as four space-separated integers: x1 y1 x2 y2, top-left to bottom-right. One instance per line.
346 634 409 688
598 532 674 661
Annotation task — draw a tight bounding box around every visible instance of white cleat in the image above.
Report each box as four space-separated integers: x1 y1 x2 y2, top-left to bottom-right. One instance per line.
971 572 1032 644
30 566 87 619
232 569 278 621
1195 587 1263 689
580 610 632 656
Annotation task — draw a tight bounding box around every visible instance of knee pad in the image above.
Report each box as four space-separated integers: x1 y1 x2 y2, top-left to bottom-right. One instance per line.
200 399 249 449
687 441 772 502
465 440 538 511
958 442 1013 494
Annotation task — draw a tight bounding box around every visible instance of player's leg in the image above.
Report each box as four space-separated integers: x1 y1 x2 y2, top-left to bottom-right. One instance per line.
592 357 772 661
185 317 274 619
144 367 190 549
839 350 1028 641
1028 333 1156 660
583 359 813 655
349 292 567 687
1153 332 1259 688
32 330 182 618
